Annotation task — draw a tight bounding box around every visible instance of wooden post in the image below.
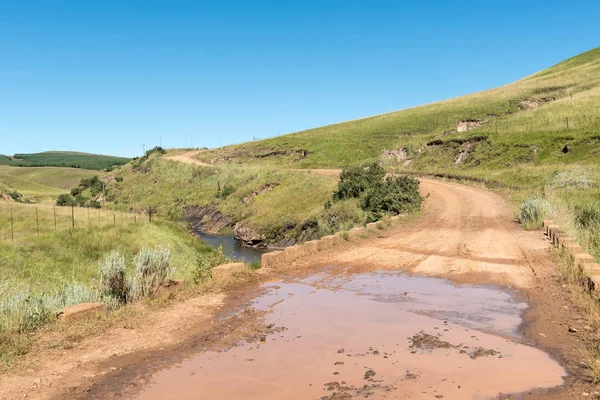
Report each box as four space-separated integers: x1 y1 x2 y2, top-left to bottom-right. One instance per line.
54 206 57 232
36 206 39 235
10 207 14 240
113 213 116 225
148 207 152 223
71 205 75 229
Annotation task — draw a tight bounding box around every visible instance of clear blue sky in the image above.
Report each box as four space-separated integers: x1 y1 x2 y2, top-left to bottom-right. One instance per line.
1 1 598 157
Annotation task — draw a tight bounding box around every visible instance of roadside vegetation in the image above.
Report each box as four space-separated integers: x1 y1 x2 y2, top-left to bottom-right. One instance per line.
0 221 228 368
0 151 130 171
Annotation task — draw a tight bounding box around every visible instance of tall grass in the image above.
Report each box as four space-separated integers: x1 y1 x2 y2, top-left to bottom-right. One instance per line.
0 279 107 334
99 250 128 303
517 198 552 229
131 246 173 299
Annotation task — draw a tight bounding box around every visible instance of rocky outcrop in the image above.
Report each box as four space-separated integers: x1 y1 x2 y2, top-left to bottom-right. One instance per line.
456 119 480 132
0 191 14 201
185 205 233 234
243 183 279 204
233 222 266 247
381 148 408 161
519 97 556 110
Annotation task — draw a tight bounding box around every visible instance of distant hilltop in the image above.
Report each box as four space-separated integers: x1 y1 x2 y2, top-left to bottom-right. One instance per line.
0 151 131 171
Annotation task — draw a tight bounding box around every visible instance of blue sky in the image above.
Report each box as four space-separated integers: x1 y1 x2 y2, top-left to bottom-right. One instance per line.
0 1 598 157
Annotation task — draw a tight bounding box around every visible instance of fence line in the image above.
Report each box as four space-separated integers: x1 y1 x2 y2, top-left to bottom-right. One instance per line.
0 203 154 241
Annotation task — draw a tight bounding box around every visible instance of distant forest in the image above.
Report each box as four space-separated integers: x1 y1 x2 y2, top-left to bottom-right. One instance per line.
0 152 131 170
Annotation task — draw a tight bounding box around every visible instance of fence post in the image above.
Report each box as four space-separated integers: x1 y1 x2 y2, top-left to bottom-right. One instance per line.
148 207 152 223
36 206 39 235
54 206 57 232
114 213 116 225
71 205 75 230
10 207 14 240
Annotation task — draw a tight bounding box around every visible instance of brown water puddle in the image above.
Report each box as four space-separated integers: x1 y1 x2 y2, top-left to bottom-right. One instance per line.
135 271 566 400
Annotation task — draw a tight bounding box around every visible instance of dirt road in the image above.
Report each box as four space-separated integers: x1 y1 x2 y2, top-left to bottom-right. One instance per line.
0 178 593 399
164 150 343 177
163 150 212 166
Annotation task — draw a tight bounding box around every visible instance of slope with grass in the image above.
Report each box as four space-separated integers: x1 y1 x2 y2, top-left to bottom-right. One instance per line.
106 153 351 246
0 151 131 170
193 47 600 173
180 47 600 259
0 164 99 203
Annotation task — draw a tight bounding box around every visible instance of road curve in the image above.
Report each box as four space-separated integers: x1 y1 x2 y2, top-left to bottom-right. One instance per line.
288 177 546 289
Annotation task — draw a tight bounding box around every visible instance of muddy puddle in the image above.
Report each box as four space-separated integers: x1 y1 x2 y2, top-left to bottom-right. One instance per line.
135 271 566 399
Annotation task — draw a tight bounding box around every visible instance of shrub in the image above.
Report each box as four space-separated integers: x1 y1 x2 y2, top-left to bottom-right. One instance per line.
361 176 423 222
193 246 229 284
318 200 365 234
217 184 235 199
131 246 172 299
517 198 552 229
98 250 128 303
56 193 75 206
248 260 261 271
80 176 103 195
574 204 600 229
333 163 385 201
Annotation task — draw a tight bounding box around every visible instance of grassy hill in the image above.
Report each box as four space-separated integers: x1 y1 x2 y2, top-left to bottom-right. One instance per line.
0 151 131 170
0 165 98 203
193 47 600 174
107 47 600 257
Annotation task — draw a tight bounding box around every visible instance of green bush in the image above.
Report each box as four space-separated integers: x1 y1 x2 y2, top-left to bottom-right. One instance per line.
333 163 385 201
318 199 365 234
361 176 422 222
217 184 235 199
98 250 128 304
517 198 552 229
574 204 600 229
131 246 172 299
193 245 229 284
56 193 75 206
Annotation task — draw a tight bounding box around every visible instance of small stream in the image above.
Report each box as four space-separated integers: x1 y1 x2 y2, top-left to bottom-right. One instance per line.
195 232 271 264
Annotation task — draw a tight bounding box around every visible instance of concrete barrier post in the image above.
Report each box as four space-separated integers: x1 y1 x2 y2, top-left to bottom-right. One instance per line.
261 251 285 269
58 303 106 322
212 263 246 285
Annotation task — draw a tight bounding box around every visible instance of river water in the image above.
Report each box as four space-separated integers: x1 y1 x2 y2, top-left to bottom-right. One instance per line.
134 270 566 399
195 232 271 264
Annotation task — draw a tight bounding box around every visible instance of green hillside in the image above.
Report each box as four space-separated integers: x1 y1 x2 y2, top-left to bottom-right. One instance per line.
194 46 600 174
108 47 600 257
0 165 98 203
0 151 130 170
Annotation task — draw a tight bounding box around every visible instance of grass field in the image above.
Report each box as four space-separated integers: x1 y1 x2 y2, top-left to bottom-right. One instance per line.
0 221 211 290
0 151 131 171
0 165 99 202
0 202 148 240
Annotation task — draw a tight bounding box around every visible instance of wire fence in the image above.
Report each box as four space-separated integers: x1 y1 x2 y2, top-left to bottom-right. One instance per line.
0 202 155 241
